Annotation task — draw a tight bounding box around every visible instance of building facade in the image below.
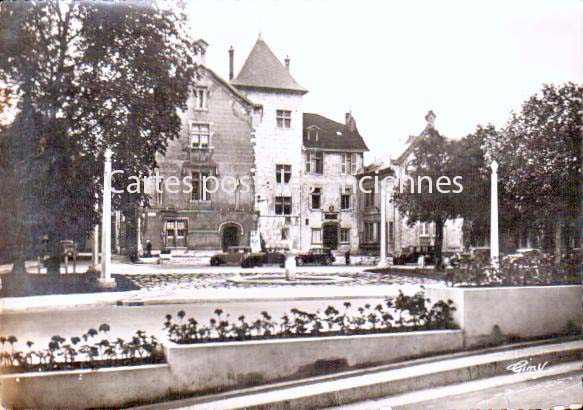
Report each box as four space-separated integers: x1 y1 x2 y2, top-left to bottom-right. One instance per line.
230 38 307 250
136 37 373 254
300 113 368 253
358 111 464 257
140 41 261 251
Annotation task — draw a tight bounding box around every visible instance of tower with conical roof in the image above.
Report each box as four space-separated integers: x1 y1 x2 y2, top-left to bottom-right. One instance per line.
232 37 307 249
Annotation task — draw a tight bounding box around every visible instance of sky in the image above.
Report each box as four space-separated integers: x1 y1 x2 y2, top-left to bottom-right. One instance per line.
185 0 581 163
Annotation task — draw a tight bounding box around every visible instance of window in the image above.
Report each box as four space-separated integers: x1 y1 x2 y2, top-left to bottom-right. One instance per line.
275 164 292 183
307 126 319 141
420 222 430 236
276 110 291 128
363 222 379 243
340 189 351 210
311 228 322 244
364 191 375 208
193 87 207 110
342 153 360 175
311 187 321 209
275 196 292 215
281 227 289 240
341 153 351 175
388 221 394 243
192 171 211 201
340 228 350 243
305 151 323 174
190 123 210 149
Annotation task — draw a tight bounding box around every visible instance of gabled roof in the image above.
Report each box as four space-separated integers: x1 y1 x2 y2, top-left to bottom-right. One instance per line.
303 113 369 152
231 39 308 94
201 66 262 109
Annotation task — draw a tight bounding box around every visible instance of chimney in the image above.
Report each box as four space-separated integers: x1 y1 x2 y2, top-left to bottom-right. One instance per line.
284 55 290 71
425 110 436 128
228 46 234 81
345 111 357 132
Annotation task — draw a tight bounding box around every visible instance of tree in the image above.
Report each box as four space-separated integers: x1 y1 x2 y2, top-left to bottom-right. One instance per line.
483 83 582 262
0 1 196 274
392 128 461 270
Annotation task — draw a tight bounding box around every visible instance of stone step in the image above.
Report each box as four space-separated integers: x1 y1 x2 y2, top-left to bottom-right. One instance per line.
132 339 581 410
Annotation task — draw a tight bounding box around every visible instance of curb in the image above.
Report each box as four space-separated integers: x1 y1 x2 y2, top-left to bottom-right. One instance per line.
132 338 582 410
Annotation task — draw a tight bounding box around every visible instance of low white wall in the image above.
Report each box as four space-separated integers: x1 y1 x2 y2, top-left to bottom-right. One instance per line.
426 285 582 347
0 364 171 409
163 330 463 394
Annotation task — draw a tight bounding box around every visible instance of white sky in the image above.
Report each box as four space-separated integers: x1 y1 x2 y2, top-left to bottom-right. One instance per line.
186 0 581 163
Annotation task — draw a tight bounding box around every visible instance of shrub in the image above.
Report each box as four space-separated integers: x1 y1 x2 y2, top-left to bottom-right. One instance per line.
448 252 580 287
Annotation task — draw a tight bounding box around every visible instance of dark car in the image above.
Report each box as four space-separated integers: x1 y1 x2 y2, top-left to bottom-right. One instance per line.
241 248 286 268
394 246 435 265
210 246 251 266
295 248 335 266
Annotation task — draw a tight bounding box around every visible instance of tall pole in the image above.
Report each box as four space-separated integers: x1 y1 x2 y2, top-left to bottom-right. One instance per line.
378 179 388 268
490 160 499 267
97 148 116 288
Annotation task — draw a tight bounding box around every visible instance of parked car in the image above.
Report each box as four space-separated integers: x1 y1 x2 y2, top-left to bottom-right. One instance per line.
210 246 251 266
295 248 335 266
506 248 545 263
241 248 286 268
393 246 435 265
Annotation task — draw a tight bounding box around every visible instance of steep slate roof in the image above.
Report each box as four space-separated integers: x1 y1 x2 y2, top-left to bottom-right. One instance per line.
231 39 308 94
303 113 369 152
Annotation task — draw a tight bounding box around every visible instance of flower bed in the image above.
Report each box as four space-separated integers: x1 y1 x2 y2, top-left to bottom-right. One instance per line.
0 325 162 374
163 290 456 344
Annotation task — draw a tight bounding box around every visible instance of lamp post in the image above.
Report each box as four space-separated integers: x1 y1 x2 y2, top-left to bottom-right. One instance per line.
490 160 499 268
97 148 116 288
378 179 389 268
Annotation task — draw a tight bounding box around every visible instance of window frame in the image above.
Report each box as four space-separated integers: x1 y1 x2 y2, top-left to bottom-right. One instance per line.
311 228 322 244
340 228 350 244
275 196 292 215
193 87 208 110
340 188 352 210
276 109 291 129
306 151 324 174
311 187 322 210
190 122 211 150
275 164 292 184
191 170 211 202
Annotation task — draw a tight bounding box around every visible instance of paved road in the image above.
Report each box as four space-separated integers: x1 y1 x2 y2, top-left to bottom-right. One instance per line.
335 372 583 410
0 298 385 350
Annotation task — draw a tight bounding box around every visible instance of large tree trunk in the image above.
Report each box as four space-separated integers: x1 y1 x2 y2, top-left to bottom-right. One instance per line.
554 216 562 265
434 219 445 271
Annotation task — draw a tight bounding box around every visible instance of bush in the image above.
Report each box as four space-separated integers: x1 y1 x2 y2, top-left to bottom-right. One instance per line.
164 289 456 344
448 251 580 287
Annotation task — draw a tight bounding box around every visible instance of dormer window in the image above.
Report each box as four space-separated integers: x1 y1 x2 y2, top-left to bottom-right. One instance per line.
190 123 210 149
193 87 207 110
307 126 319 141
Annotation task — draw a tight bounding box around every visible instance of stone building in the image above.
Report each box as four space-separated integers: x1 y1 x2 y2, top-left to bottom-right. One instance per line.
140 40 261 251
230 38 307 250
300 113 368 253
358 111 464 257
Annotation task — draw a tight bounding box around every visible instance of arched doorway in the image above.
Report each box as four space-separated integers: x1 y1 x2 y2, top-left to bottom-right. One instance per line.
323 223 339 250
221 223 241 251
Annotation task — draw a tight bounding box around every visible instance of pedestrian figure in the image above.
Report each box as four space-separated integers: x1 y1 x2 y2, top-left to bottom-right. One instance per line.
345 250 351 265
145 240 152 258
